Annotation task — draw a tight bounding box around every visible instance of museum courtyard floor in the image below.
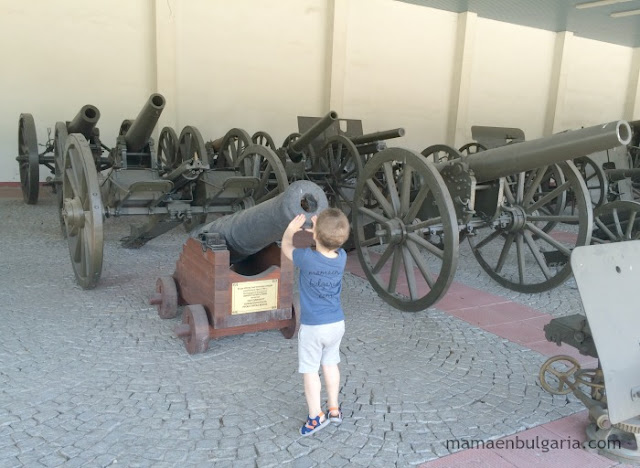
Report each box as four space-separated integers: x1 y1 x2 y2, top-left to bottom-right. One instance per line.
0 186 631 467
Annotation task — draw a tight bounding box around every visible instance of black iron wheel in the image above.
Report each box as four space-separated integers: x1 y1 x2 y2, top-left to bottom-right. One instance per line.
18 113 40 204
158 127 179 170
574 156 608 209
469 161 591 293
421 144 462 163
62 134 104 289
234 144 289 205
251 131 276 150
353 148 459 311
218 128 252 168
592 200 640 243
321 135 363 216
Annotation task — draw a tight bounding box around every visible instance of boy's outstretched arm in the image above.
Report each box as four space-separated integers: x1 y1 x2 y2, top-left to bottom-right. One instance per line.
282 214 307 260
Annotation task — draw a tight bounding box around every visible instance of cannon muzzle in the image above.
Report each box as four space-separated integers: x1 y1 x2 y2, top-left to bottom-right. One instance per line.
287 111 338 163
124 93 166 152
67 105 100 139
191 180 329 262
350 128 405 145
460 120 632 183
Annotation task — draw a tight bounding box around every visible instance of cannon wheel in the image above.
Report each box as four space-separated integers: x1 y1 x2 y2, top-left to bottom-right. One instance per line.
18 113 40 204
154 276 178 319
353 148 459 311
458 142 487 156
54 122 69 236
421 144 462 163
321 135 363 216
469 161 591 293
251 131 276 150
218 128 252 168
592 200 640 243
158 127 179 171
177 126 208 165
574 156 608 209
280 293 301 339
118 119 133 136
539 355 581 395
235 144 289 205
282 132 301 148
182 305 210 354
62 134 104 289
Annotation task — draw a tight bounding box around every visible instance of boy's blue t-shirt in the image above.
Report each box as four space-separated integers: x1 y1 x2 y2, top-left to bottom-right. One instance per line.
292 247 346 325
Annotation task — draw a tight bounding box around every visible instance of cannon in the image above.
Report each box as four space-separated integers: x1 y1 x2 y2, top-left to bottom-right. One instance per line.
150 180 328 354
352 120 631 311
16 105 107 206
57 94 290 289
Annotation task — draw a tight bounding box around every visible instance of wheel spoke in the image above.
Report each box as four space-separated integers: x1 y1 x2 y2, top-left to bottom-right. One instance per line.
526 180 572 213
383 162 400 215
594 217 618 242
474 229 502 250
372 243 395 274
527 214 580 223
387 247 401 294
612 208 623 239
503 181 516 205
66 167 81 198
399 166 413 218
365 179 395 219
403 185 430 223
407 233 444 259
357 206 389 225
523 231 552 279
626 210 637 239
401 245 418 300
516 172 526 204
406 217 442 232
406 240 435 288
495 233 515 273
525 223 572 256
522 166 548 205
515 233 525 284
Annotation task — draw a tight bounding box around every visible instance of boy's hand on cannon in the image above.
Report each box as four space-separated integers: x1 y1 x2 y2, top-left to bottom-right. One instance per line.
285 214 307 234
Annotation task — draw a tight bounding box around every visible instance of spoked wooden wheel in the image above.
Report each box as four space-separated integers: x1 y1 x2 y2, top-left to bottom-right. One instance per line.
54 122 69 236
353 148 459 311
321 135 363 216
62 134 104 289
574 156 607 210
539 355 580 395
179 305 210 355
592 200 640 243
18 113 40 204
469 161 592 293
421 144 462 163
218 128 252 168
251 131 276 150
177 126 208 165
158 127 179 171
234 144 289 205
458 142 487 156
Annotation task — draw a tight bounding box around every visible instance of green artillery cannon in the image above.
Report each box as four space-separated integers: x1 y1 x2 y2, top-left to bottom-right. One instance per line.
352 120 631 311
59 94 289 290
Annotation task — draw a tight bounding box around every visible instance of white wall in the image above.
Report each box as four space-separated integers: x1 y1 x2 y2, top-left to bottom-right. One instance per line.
0 0 155 182
468 19 556 142
1 0 638 182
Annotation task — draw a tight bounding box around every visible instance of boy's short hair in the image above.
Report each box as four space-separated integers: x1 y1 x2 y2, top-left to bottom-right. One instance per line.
315 208 350 250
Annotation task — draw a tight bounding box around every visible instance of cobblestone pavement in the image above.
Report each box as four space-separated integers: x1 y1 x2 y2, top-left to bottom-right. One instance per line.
0 193 585 467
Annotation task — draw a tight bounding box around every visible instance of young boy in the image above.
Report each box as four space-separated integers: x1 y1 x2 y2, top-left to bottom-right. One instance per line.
282 208 350 436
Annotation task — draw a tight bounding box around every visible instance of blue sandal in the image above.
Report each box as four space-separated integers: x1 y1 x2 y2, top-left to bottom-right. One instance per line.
328 406 343 425
300 412 329 436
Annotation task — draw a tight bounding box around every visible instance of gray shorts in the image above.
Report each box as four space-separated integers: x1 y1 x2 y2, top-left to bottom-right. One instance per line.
298 320 345 373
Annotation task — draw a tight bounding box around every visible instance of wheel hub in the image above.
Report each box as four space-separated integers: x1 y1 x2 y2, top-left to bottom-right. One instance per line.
504 205 527 232
375 218 407 244
63 197 85 229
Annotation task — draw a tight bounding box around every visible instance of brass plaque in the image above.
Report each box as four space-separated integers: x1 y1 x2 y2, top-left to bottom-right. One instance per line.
231 279 278 314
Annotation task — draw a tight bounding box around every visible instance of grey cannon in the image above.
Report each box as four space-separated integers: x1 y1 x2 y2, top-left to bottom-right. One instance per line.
352 120 632 311
192 180 329 263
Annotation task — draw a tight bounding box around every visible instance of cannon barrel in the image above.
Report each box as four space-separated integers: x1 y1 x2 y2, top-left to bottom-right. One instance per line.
454 121 632 184
124 93 166 152
67 105 100 139
350 128 405 145
191 180 329 262
356 141 386 156
605 167 640 182
287 111 338 162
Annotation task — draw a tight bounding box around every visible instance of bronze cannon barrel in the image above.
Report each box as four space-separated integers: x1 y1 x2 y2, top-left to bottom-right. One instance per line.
454 121 632 184
287 111 338 162
350 128 405 145
124 93 166 152
67 105 100 139
191 180 329 262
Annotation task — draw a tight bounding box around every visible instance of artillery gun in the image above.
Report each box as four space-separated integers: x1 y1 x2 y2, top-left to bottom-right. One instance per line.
150 180 328 354
352 120 631 311
17 105 108 207
58 94 289 289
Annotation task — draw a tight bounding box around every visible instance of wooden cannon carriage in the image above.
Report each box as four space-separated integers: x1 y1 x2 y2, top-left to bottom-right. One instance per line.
150 180 327 354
